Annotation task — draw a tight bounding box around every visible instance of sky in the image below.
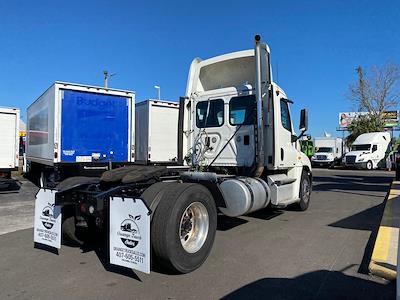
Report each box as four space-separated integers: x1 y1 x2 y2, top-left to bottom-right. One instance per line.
0 0 399 137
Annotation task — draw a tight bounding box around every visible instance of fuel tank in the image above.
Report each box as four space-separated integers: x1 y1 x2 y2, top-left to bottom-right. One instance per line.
219 177 270 217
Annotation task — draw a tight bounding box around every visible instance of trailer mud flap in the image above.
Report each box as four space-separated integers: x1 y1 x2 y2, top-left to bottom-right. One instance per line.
109 197 151 274
34 189 62 249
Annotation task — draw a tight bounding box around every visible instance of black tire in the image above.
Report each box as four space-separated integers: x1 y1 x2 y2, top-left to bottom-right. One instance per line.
61 206 84 246
140 182 179 214
150 183 217 273
366 160 373 170
297 170 311 211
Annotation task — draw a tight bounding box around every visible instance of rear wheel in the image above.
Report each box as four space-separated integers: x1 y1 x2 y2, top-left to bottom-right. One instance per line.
297 170 311 211
366 160 373 170
150 183 217 273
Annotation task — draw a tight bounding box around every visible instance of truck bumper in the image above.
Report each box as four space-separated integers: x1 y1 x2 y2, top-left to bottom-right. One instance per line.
311 160 334 167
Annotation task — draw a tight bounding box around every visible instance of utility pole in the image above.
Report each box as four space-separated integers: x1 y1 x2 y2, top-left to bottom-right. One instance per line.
103 70 116 89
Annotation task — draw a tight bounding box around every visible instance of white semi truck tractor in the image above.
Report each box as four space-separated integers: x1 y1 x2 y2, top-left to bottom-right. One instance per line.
34 35 312 274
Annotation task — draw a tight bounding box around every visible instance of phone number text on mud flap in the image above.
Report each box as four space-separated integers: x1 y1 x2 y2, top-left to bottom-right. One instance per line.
37 228 58 242
113 246 145 264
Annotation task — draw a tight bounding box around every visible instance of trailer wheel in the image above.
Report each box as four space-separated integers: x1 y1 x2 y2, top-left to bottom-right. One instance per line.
61 206 84 246
151 183 217 273
366 160 373 170
297 171 311 211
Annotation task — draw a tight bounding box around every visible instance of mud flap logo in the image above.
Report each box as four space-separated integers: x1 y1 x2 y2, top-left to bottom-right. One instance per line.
41 205 55 229
34 189 62 249
119 215 141 248
109 197 150 274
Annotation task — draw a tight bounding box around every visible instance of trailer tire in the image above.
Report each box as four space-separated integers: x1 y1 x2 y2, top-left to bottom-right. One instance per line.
61 206 84 246
297 171 311 211
151 183 217 273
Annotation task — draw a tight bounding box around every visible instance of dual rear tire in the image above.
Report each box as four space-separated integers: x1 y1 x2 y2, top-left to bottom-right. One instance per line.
141 183 217 273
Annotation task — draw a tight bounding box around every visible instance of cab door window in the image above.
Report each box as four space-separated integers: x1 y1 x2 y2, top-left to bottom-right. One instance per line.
280 99 292 132
229 95 256 125
196 99 224 128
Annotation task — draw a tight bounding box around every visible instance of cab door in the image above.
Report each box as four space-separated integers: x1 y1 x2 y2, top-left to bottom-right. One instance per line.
274 92 298 168
191 93 256 167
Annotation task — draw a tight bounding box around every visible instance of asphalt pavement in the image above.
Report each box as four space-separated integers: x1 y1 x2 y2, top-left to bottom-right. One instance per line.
0 169 396 299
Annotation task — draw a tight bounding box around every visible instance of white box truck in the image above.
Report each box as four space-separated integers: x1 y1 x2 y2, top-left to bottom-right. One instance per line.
135 100 179 164
311 137 343 167
0 107 20 178
343 132 391 170
26 82 135 186
34 35 312 274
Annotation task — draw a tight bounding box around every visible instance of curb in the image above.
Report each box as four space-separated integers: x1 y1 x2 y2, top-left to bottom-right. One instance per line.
369 181 400 281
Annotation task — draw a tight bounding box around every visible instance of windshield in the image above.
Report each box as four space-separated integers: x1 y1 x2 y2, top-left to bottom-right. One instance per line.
352 144 371 151
316 147 333 153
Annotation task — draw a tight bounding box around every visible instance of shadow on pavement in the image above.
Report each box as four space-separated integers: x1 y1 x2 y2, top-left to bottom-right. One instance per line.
222 268 395 300
329 203 386 275
0 178 21 192
313 174 392 193
217 215 248 231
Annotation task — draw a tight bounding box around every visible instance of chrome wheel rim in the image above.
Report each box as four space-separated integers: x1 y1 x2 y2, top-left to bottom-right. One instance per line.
179 202 209 253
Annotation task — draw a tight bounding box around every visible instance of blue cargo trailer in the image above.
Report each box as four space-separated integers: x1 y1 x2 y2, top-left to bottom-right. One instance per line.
26 82 135 186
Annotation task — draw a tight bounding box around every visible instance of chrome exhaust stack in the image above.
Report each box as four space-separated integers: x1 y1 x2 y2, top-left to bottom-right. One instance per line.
254 34 265 177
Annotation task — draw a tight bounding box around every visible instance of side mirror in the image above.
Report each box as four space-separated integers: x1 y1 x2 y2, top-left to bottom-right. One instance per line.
299 109 308 132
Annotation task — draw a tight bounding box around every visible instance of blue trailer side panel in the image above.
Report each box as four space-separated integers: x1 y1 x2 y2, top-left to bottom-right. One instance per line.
61 90 129 163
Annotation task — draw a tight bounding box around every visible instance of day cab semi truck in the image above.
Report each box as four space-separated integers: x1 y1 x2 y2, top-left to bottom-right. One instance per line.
34 36 312 274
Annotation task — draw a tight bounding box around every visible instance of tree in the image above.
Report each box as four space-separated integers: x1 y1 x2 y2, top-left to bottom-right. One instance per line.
346 62 400 146
346 114 384 146
348 63 400 116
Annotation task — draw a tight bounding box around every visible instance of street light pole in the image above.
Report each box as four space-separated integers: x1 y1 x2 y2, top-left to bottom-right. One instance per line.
154 85 160 100
104 70 116 89
104 71 109 88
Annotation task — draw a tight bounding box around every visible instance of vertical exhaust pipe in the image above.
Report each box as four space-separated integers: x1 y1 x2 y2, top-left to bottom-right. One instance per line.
254 34 265 177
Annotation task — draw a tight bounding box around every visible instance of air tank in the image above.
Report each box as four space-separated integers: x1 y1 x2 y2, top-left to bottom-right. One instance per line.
218 177 270 217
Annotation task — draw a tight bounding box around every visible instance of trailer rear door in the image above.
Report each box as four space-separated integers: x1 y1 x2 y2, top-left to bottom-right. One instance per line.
0 112 18 169
60 90 129 163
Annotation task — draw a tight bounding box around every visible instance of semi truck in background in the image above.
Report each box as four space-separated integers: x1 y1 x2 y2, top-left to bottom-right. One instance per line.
26 82 135 187
311 137 343 168
343 132 391 170
0 107 20 181
34 36 312 274
135 99 179 164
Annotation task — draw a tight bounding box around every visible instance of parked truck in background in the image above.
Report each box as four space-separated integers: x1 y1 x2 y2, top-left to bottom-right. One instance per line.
26 82 135 186
343 132 391 170
135 99 179 164
0 107 20 180
34 36 312 274
311 137 343 168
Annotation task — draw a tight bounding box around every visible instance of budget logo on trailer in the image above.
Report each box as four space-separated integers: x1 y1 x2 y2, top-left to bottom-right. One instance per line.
41 203 56 229
118 214 142 248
